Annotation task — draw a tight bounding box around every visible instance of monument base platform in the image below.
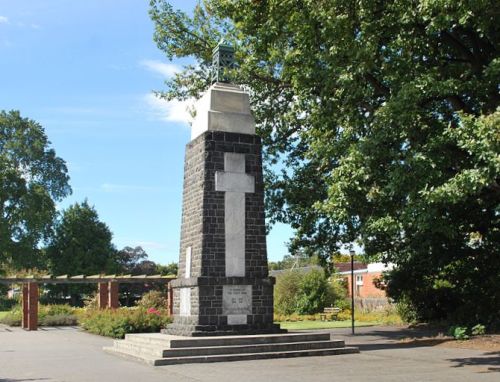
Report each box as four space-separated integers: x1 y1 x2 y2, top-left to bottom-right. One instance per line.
103 331 359 366
163 322 285 337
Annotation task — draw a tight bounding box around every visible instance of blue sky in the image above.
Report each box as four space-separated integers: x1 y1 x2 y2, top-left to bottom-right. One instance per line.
0 0 292 265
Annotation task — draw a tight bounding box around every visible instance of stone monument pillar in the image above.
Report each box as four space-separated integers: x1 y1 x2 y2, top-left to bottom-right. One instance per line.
165 42 283 336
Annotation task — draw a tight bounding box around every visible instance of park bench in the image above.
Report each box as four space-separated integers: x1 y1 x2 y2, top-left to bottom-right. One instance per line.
319 307 341 321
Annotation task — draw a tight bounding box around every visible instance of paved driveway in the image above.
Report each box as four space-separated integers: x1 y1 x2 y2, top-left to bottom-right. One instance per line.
0 325 498 382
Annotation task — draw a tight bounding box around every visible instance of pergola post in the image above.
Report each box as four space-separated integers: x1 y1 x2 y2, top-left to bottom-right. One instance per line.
108 281 119 309
97 282 109 309
27 282 38 331
22 283 29 329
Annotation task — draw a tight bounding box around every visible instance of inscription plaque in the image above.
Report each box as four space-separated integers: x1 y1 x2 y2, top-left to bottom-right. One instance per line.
222 285 252 315
179 287 191 316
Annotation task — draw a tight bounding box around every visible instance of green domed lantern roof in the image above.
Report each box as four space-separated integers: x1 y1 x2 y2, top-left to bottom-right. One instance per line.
212 38 235 83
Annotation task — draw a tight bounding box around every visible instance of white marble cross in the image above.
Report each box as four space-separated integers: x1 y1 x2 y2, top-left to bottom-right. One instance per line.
215 153 255 277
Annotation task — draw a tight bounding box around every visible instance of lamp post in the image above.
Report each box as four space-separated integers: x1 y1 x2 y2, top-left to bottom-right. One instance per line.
349 249 355 335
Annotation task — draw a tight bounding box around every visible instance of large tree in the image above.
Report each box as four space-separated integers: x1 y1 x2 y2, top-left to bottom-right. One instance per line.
45 201 118 304
149 0 499 325
46 201 117 276
0 110 71 269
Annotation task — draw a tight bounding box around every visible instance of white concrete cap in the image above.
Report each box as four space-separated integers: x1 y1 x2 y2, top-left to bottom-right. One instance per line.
191 82 255 140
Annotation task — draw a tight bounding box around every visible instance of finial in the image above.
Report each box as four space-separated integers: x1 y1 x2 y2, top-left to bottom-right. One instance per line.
212 38 235 84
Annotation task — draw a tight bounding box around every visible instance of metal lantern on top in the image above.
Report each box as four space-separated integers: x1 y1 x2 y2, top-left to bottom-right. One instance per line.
212 39 235 84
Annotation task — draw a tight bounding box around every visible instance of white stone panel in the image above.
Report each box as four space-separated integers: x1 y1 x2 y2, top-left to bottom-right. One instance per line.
179 288 191 316
223 285 252 315
225 192 246 277
215 172 255 193
185 247 192 278
224 153 245 173
227 314 248 325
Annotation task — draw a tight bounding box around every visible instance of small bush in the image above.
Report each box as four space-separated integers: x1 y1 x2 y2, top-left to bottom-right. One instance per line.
296 269 330 314
40 314 78 326
83 293 98 310
471 324 486 336
136 290 168 310
449 326 469 340
0 304 79 327
274 269 341 315
0 307 22 326
39 304 75 318
395 296 418 323
274 270 302 315
80 307 172 338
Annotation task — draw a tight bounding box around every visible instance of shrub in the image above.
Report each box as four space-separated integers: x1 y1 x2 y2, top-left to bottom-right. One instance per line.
39 304 75 318
449 326 469 340
83 293 98 310
0 307 22 326
395 296 418 324
40 314 78 326
274 270 302 315
471 324 486 336
136 290 168 310
274 269 344 315
0 304 80 327
296 269 330 314
80 307 172 338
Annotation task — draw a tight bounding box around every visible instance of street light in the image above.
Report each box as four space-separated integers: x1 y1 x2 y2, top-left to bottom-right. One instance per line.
349 249 355 335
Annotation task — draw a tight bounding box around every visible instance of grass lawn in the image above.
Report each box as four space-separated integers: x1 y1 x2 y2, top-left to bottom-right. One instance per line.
277 320 378 330
0 311 9 320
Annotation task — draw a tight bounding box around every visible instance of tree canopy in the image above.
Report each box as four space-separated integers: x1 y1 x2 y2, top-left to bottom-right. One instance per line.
0 110 71 269
150 0 499 325
46 201 117 276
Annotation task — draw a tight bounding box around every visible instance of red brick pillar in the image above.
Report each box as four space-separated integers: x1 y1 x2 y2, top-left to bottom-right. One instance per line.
108 281 119 309
167 282 173 316
98 282 109 309
22 284 29 329
27 282 38 331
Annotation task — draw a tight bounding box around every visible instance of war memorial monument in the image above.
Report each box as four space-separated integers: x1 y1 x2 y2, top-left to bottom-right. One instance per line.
105 41 358 364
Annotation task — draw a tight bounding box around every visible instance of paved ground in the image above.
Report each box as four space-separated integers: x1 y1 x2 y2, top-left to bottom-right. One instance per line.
0 325 498 382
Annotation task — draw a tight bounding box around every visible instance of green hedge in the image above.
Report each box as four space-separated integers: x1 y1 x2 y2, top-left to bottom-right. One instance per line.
0 304 80 326
80 307 171 338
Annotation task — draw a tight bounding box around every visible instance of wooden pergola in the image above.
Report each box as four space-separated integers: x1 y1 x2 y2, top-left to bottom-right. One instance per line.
0 274 175 331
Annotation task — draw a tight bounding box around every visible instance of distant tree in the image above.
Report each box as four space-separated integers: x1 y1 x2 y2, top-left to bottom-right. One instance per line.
274 270 302 315
116 246 148 274
274 268 338 315
115 247 178 306
155 262 178 276
116 246 177 276
45 201 117 304
0 110 71 269
296 269 331 314
46 201 117 276
269 251 321 271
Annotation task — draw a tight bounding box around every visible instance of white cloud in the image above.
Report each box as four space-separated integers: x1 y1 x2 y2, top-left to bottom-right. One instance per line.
101 183 163 193
0 16 8 24
144 93 193 125
140 59 180 78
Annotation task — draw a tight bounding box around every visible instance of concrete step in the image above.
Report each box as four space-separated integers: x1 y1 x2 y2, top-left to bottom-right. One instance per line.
104 345 360 366
124 332 332 348
111 341 164 358
160 340 346 357
112 338 346 358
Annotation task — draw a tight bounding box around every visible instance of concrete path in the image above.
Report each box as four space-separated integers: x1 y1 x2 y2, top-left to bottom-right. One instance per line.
0 325 498 382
